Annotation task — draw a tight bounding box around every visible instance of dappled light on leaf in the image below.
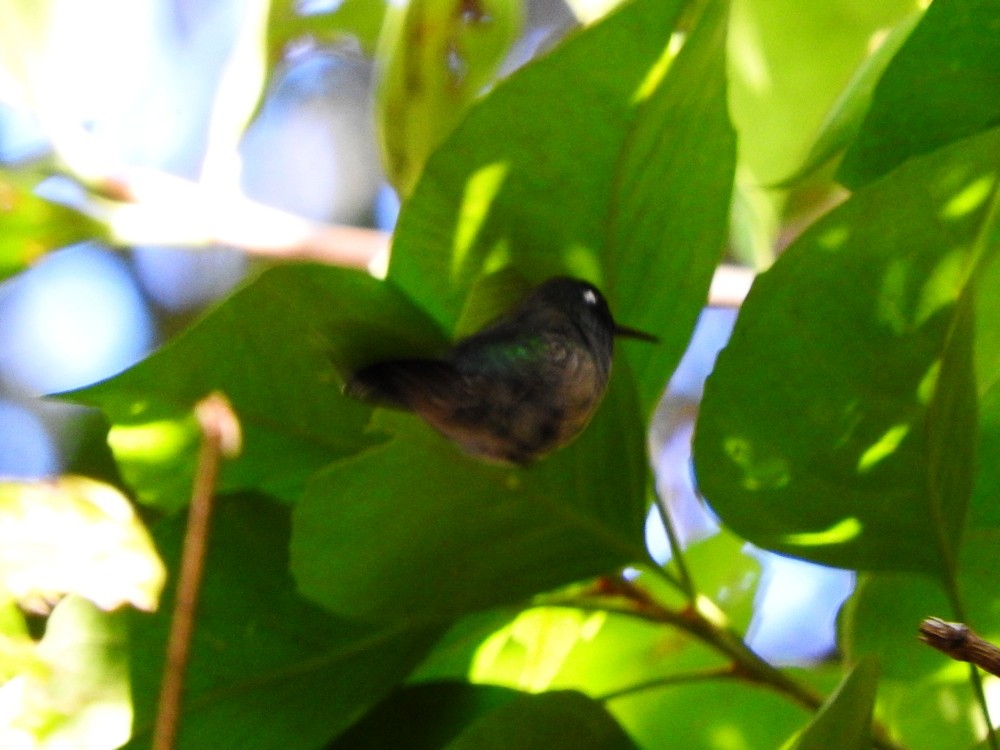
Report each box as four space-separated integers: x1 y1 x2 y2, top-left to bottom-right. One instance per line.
781 517 863 548
722 436 791 491
0 477 164 612
470 608 607 693
941 174 996 220
452 161 511 280
695 128 998 575
856 423 910 473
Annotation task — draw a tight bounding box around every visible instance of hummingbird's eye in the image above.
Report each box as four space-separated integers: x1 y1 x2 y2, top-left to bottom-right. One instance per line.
582 289 598 305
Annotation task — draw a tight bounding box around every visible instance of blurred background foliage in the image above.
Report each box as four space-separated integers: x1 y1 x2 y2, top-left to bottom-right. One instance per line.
7 0 1000 749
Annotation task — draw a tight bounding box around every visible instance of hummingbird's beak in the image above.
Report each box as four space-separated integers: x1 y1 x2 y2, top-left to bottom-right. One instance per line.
614 323 659 343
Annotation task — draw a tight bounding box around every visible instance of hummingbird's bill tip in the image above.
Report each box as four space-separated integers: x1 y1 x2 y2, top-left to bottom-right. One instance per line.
614 324 659 343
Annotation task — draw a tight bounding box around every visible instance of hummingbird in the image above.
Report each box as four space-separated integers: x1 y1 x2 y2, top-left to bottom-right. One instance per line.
345 276 657 466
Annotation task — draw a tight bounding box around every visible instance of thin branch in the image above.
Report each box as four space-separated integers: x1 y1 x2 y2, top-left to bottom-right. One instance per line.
920 617 1000 678
595 665 739 703
60 161 754 306
549 575 908 750
152 392 242 750
651 491 697 601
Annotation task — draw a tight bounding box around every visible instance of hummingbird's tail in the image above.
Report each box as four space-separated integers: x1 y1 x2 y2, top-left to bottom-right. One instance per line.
344 359 462 411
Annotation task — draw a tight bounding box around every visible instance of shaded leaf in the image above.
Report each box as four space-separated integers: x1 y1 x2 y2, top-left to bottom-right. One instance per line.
68 265 445 510
0 476 164 611
328 682 520 750
839 0 1000 188
445 690 637 750
125 495 442 750
843 531 1000 681
782 657 878 750
694 128 1000 575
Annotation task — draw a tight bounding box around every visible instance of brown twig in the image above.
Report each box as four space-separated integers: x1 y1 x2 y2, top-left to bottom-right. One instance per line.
72 163 755 308
151 393 242 750
919 617 1000 678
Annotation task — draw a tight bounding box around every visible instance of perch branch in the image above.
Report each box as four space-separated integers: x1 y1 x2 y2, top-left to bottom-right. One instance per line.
152 393 242 750
919 617 1000 678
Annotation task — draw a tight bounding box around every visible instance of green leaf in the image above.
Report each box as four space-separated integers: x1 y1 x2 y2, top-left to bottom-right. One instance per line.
387 0 734 419
775 9 922 186
67 264 445 510
0 172 108 281
444 690 637 750
610 677 813 750
292 360 648 622
124 495 442 750
606 0 735 414
782 657 878 750
839 0 1000 189
694 128 1000 576
375 0 522 196
1 597 132 750
0 476 165 612
387 0 688 329
970 249 1000 529
843 531 1000 681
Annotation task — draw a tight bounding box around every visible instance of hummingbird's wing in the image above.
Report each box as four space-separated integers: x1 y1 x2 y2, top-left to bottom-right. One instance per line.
344 359 466 411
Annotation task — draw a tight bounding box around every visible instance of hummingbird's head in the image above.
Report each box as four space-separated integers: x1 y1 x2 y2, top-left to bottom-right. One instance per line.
531 277 658 344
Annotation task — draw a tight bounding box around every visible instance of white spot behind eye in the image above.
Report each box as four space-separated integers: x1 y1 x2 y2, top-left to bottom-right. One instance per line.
583 289 598 305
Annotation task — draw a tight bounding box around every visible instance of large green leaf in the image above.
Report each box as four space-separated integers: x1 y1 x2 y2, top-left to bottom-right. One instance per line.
605 0 735 414
694 128 1000 576
124 495 441 750
839 0 1000 188
388 0 734 417
68 264 445 510
291 361 648 622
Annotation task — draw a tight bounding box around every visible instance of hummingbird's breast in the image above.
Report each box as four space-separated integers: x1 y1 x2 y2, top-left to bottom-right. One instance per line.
412 334 610 466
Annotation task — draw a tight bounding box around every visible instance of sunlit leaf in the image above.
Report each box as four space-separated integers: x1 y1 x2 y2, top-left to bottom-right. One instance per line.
839 0 1000 188
0 476 164 612
0 597 131 750
694 128 1000 575
782 657 878 750
376 0 522 196
0 172 108 281
775 10 922 186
